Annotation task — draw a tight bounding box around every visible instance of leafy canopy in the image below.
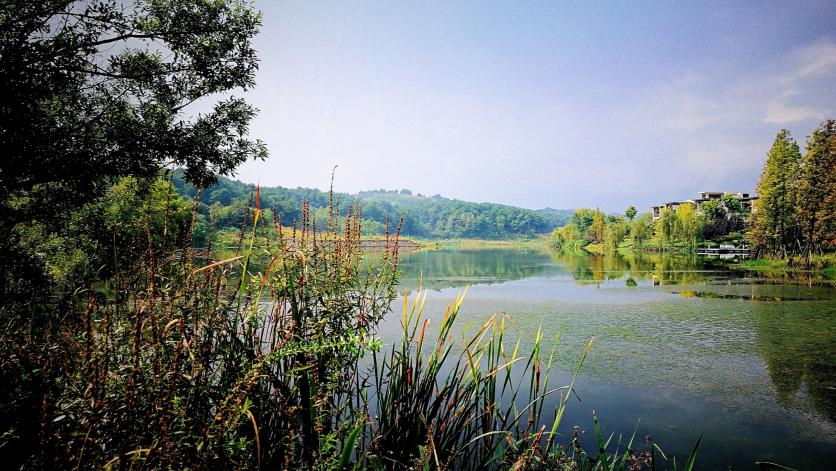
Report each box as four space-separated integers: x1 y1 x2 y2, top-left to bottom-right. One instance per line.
0 0 266 296
0 0 267 209
749 129 802 255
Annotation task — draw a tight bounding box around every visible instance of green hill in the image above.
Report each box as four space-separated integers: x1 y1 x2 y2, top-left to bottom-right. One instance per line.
172 170 572 240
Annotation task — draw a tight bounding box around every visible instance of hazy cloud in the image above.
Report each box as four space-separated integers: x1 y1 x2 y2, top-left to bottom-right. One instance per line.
764 101 825 124
764 39 836 124
793 40 836 79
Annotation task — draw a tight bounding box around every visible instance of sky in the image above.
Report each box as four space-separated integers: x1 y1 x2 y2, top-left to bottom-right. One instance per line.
228 0 836 213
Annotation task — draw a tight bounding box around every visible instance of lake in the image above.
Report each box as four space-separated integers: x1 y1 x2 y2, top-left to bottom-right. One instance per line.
377 247 836 470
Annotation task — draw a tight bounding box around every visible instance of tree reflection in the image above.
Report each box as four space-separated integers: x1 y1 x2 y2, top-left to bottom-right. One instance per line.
754 304 836 422
395 248 557 289
396 247 719 290
549 250 706 286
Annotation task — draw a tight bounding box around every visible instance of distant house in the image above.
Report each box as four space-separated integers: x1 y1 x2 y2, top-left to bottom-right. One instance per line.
652 191 758 219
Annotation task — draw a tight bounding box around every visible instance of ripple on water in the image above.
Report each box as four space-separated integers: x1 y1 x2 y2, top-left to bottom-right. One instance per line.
392 248 836 468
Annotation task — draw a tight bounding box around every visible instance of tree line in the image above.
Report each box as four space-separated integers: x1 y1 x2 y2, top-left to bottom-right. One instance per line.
173 171 572 241
550 120 835 261
749 122 835 258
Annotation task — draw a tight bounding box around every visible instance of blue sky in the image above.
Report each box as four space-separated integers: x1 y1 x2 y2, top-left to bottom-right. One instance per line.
231 1 836 213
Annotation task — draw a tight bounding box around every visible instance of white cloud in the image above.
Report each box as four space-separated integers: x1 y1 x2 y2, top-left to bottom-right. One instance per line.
793 40 836 79
764 39 836 124
763 101 825 124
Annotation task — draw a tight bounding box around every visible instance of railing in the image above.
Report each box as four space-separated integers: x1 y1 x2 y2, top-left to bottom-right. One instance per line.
697 246 750 257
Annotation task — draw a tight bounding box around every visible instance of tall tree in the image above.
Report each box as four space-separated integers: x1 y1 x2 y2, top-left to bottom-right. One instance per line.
796 120 836 257
590 209 605 243
674 203 701 249
656 206 676 249
749 130 802 256
625 205 637 221
0 0 266 291
570 208 597 236
629 213 653 247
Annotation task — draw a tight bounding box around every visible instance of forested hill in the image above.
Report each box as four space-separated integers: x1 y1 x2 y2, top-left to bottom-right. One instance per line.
172 170 572 239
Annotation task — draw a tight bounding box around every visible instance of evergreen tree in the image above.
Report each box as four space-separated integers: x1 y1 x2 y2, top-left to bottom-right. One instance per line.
796 120 836 257
625 205 637 220
749 130 802 255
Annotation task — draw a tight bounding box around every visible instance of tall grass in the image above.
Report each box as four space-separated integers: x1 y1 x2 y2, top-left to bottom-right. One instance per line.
363 288 700 471
0 184 700 470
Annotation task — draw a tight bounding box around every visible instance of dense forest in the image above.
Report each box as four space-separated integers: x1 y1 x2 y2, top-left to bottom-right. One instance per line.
173 170 572 240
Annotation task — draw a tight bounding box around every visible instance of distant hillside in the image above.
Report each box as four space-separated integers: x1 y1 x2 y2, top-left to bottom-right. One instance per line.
172 170 572 240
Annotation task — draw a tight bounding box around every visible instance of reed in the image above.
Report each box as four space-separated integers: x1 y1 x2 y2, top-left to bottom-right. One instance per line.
0 182 700 470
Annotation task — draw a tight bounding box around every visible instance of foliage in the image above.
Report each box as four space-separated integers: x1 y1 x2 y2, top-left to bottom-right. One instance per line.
548 122 832 259
749 130 802 256
7 175 194 294
747 122 835 261
700 197 744 240
604 219 628 251
795 120 836 257
590 210 606 243
0 0 266 297
0 190 705 470
0 189 401 469
173 171 571 240
673 204 701 249
629 213 654 247
550 223 584 249
655 207 676 249
570 209 598 237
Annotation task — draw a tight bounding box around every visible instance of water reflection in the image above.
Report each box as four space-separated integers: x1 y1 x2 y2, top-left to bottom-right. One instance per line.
754 303 836 422
393 246 836 450
552 250 708 286
395 248 558 289
397 248 833 290
396 247 716 289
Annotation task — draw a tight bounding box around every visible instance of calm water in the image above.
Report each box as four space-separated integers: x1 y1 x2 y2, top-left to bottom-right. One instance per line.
379 247 836 470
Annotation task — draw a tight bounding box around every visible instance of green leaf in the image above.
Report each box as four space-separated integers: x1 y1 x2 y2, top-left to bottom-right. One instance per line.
755 462 798 471
682 433 702 471
338 420 364 470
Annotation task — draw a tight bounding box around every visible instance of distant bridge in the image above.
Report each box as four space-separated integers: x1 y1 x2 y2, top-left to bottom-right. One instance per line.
697 246 750 257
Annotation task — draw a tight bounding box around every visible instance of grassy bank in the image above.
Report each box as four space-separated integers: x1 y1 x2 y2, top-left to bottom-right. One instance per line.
209 226 429 252
735 254 836 278
575 241 836 279
428 236 550 250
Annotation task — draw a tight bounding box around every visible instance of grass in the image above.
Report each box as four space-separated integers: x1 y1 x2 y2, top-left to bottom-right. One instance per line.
737 259 788 270
735 253 835 277
430 237 551 251
583 243 605 254
366 288 702 470
0 186 704 470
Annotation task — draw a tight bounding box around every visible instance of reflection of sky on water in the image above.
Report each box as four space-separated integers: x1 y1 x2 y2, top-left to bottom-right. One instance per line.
383 248 836 469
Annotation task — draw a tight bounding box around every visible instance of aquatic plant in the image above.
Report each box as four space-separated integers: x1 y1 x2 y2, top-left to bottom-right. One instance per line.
0 185 700 469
